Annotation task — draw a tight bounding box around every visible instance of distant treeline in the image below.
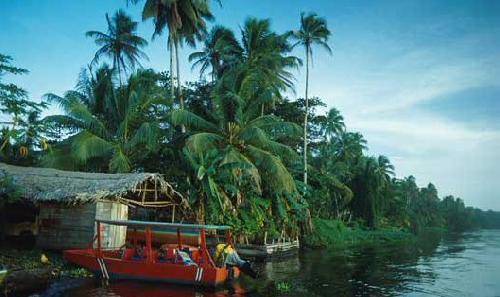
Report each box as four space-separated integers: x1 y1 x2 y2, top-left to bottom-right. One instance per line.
1 3 499 241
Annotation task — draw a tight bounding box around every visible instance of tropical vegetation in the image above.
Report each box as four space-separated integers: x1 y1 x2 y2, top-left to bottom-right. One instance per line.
1 3 500 244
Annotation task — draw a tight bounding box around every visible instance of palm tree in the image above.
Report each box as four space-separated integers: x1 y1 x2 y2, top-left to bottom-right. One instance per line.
42 67 164 172
322 107 345 141
221 18 300 116
333 131 367 162
291 12 332 186
134 0 215 108
376 155 395 185
169 82 303 223
86 10 148 85
188 25 242 81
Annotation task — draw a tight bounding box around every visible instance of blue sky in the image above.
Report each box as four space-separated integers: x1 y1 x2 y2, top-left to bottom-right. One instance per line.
1 0 499 210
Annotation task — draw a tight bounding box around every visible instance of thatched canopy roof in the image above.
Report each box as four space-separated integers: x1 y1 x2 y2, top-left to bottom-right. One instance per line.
0 162 188 209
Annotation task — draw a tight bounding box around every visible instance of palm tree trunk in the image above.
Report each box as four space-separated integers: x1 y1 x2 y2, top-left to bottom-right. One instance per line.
169 40 174 98
117 64 123 87
175 40 186 133
303 47 310 186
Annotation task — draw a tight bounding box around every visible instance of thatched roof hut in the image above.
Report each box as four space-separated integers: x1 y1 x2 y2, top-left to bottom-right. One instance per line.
0 162 188 208
0 162 190 250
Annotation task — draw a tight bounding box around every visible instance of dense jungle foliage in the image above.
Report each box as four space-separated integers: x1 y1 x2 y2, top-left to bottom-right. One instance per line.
1 1 499 243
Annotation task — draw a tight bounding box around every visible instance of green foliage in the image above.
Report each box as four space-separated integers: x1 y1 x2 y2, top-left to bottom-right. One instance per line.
3 8 498 242
305 218 412 248
42 67 166 173
86 9 149 83
0 54 49 165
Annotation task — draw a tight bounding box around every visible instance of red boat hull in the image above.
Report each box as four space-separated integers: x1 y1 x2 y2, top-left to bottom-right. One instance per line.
64 249 240 287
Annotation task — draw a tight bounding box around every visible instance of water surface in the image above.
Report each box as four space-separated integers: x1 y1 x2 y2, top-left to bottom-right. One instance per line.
36 229 500 297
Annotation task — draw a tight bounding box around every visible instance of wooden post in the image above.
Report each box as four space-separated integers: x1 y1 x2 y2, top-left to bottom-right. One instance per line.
226 230 234 247
96 221 102 257
200 228 215 268
177 228 182 250
154 179 158 201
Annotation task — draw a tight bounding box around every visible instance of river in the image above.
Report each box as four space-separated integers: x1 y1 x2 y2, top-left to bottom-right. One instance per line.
35 229 500 297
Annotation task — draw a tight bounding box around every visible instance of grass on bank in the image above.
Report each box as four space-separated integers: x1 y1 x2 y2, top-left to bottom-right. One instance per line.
0 248 91 278
303 218 414 248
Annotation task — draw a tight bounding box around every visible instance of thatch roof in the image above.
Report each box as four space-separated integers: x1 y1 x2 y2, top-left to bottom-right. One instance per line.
0 162 188 208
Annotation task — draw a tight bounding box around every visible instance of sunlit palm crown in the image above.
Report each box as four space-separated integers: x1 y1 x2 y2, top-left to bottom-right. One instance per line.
43 67 165 173
86 9 148 76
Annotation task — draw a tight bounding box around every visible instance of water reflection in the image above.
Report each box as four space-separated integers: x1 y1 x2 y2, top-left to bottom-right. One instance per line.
36 230 500 297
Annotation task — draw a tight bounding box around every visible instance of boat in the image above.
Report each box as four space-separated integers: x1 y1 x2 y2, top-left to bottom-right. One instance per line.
236 239 300 260
64 219 243 287
236 231 300 260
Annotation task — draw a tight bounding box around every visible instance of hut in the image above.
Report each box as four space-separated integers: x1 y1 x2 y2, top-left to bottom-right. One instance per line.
0 162 188 250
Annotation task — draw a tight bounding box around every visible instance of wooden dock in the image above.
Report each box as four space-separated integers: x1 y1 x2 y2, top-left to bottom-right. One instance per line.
237 237 300 260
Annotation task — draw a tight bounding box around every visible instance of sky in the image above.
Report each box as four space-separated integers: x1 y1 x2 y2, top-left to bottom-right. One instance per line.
1 0 499 210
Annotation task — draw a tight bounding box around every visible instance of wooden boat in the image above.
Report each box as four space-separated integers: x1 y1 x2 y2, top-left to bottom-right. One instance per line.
64 219 241 287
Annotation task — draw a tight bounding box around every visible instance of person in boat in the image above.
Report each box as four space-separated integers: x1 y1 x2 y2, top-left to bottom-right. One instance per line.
157 245 197 266
133 244 145 260
214 243 257 278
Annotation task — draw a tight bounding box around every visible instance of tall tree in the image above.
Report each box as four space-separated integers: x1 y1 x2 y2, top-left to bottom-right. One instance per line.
0 54 48 161
322 107 344 141
188 25 242 81
169 80 304 225
135 0 215 110
43 67 165 172
86 9 148 85
291 12 332 186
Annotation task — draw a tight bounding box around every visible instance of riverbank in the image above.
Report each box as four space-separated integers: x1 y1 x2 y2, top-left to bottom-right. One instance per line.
0 248 91 295
303 218 415 248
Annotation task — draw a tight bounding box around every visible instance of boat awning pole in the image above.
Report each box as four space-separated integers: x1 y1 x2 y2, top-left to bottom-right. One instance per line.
200 228 215 268
96 221 102 257
177 228 182 249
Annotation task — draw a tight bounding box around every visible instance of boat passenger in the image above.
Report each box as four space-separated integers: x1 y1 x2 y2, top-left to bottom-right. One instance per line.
214 244 257 278
132 245 145 260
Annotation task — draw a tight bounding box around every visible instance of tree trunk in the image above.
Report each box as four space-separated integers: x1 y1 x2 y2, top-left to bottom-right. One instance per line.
303 47 310 186
169 40 174 98
175 41 186 133
117 64 123 87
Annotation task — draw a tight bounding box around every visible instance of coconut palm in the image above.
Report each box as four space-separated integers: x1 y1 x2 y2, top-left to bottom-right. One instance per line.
322 107 344 141
226 18 301 116
86 10 148 85
291 12 332 185
333 131 367 162
376 155 395 185
169 80 303 223
188 25 242 81
42 67 164 173
133 0 215 107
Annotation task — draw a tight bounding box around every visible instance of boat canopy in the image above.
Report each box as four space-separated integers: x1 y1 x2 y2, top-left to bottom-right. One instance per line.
96 219 231 231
